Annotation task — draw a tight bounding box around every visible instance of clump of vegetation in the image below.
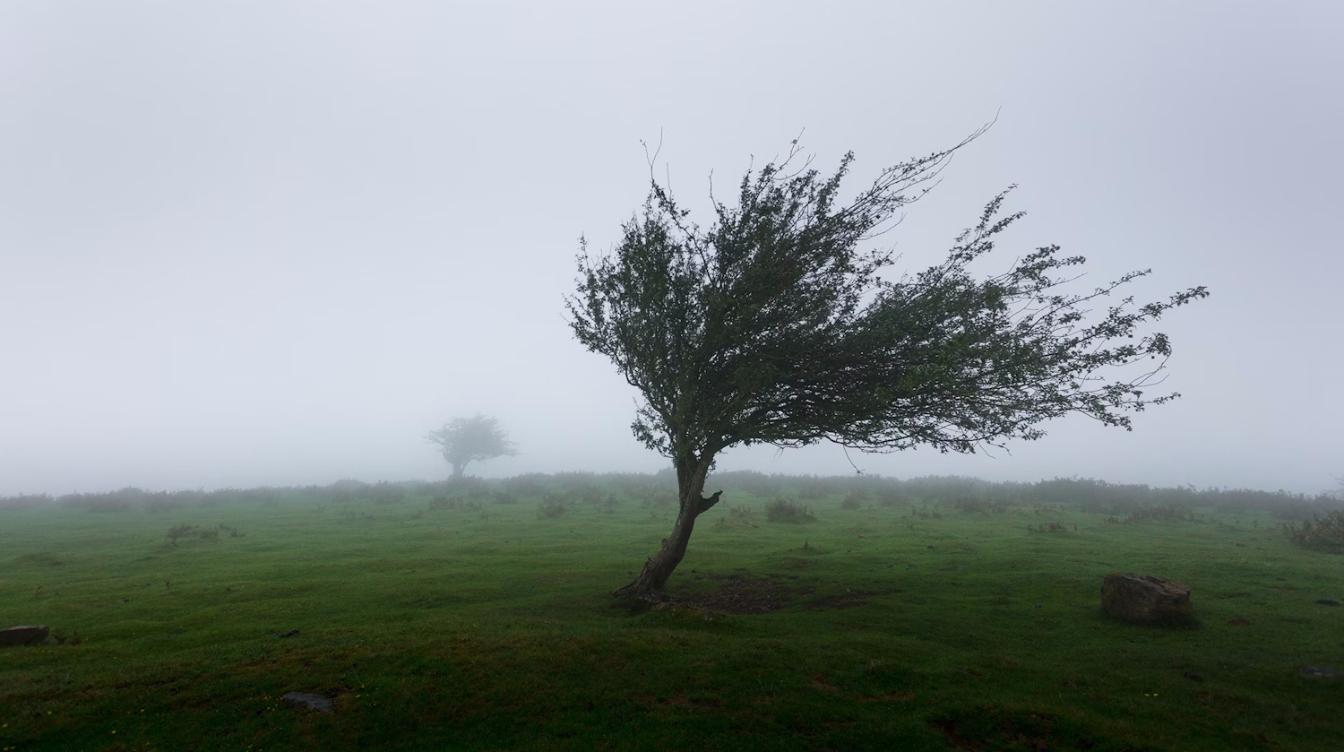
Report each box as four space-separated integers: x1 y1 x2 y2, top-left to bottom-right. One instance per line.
908 504 944 520
0 494 49 511
876 488 911 507
1285 510 1344 554
1124 505 1197 524
490 491 518 505
166 524 219 545
502 474 547 498
428 495 465 511
143 497 186 513
1027 521 1071 533
426 414 515 479
538 495 569 519
952 497 1007 514
715 505 759 529
367 482 408 505
765 498 816 524
840 492 865 510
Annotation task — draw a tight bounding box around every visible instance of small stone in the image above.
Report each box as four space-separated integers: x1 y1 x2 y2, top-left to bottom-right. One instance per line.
1299 665 1341 680
0 625 49 647
1101 573 1196 626
1315 598 1341 607
282 692 334 713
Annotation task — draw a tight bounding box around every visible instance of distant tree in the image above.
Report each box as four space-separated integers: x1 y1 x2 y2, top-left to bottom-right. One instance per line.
567 133 1207 601
427 415 515 479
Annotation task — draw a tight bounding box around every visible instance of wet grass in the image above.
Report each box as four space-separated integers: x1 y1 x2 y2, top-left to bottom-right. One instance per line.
2 487 1342 750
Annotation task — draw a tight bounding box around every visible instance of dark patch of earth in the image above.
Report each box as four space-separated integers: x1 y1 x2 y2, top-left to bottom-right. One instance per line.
675 573 799 613
670 572 897 614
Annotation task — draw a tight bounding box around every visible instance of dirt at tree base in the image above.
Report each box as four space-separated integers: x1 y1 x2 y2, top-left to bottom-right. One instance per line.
664 572 891 615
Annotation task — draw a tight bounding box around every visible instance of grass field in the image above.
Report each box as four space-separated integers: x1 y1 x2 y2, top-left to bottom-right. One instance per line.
2 477 1342 751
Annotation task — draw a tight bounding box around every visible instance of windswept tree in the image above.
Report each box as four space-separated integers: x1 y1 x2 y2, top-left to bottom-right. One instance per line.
567 133 1207 602
427 414 515 479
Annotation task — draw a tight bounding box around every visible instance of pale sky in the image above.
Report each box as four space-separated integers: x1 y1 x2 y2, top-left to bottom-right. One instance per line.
2 1 1341 495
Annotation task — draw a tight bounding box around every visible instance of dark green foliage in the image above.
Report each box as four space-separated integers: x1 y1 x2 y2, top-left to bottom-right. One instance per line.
568 134 1206 595
765 498 816 523
1285 510 1344 553
568 135 1207 465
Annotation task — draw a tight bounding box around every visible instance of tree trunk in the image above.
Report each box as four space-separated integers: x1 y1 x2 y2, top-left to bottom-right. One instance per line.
614 452 720 603
451 461 466 480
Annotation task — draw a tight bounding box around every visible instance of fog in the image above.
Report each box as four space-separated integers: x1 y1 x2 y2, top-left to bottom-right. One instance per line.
2 1 1341 496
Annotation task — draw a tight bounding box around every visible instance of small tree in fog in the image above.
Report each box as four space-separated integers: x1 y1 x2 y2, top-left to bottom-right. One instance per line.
567 132 1207 602
427 415 515 479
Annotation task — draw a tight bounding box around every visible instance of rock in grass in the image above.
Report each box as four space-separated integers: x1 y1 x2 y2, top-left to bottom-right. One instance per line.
0 625 49 646
282 692 334 713
1315 598 1341 607
1101 573 1196 626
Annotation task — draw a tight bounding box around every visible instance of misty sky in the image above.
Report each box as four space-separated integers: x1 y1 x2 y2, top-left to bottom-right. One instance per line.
2 1 1341 496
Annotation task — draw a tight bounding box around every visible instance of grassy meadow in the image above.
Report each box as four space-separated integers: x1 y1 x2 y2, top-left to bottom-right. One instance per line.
2 475 1342 751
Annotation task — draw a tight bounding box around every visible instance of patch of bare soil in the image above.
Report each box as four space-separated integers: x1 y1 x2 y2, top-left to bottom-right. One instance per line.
802 588 883 610
677 573 798 614
671 572 897 614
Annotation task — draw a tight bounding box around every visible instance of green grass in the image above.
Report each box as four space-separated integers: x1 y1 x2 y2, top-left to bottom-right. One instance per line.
2 487 1342 751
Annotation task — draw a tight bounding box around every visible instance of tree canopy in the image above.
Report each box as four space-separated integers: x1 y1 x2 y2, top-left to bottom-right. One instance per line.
426 414 515 479
567 134 1207 599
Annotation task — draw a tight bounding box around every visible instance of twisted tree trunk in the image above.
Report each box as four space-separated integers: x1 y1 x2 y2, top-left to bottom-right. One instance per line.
614 452 721 603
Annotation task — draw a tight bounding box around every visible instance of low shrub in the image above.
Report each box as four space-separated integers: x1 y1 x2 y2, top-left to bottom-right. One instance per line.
1285 510 1344 554
367 482 408 505
715 505 758 529
428 496 465 511
766 498 816 523
1124 505 1196 524
909 504 943 520
840 492 865 510
538 495 569 519
166 524 219 545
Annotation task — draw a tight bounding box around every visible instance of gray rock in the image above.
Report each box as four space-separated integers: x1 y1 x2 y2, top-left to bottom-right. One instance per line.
1299 665 1341 679
1101 573 1196 626
282 691 334 713
1314 598 1341 607
0 625 49 647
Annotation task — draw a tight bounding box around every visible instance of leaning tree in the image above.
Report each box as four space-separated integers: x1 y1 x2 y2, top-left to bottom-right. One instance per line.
567 134 1207 602
426 414 515 479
